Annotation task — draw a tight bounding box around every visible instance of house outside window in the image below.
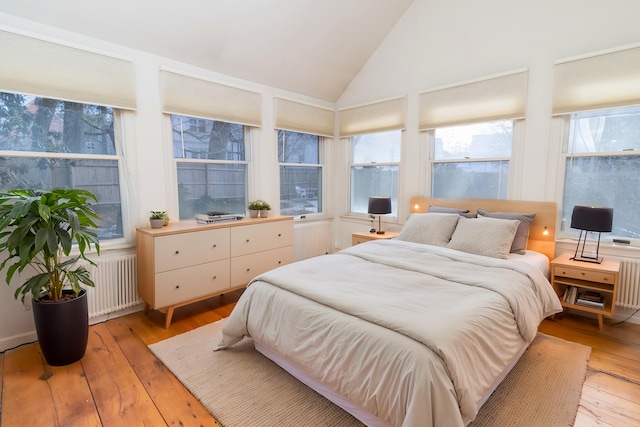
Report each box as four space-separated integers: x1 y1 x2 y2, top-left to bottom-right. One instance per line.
560 106 640 243
0 92 124 240
277 129 323 216
349 130 400 214
430 120 513 199
171 115 248 219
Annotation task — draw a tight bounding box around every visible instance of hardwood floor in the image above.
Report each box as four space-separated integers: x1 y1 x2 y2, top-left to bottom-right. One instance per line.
2 290 640 426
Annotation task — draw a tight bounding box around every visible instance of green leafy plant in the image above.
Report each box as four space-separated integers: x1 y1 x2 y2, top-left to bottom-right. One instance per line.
150 210 166 219
0 188 101 302
247 200 270 210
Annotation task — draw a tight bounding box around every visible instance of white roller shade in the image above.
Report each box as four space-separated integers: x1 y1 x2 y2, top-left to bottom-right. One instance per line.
418 70 528 130
161 70 261 126
0 30 136 109
552 45 640 115
274 98 334 137
339 96 406 137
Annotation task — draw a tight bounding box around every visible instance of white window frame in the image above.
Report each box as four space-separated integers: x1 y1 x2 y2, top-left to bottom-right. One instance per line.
0 98 133 248
347 130 402 218
555 110 640 247
426 119 524 200
276 129 325 219
167 114 251 220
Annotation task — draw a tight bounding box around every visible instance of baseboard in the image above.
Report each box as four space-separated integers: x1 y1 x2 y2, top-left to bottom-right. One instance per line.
0 331 38 353
89 303 145 325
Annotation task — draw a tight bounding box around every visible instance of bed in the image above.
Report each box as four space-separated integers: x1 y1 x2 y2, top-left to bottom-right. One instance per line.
216 197 563 426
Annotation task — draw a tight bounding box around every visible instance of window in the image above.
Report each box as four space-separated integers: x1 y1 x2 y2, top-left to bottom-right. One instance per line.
278 130 323 216
0 92 124 240
350 130 400 214
561 106 640 242
171 115 248 219
430 120 513 199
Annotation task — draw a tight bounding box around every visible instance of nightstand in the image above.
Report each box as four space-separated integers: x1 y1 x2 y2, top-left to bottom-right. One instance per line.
352 231 399 246
550 252 620 331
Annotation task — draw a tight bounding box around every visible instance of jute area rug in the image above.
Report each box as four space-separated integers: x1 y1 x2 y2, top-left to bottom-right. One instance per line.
149 319 591 427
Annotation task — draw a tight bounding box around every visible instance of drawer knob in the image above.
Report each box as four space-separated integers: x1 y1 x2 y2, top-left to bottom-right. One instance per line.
175 250 180 255
246 239 250 243
212 275 217 280
278 233 282 237
278 261 282 264
175 285 180 289
212 244 217 248
246 268 250 272
581 272 585 276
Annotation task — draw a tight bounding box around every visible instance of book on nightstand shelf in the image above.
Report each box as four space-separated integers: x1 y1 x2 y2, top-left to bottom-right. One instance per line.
576 290 605 309
563 286 578 304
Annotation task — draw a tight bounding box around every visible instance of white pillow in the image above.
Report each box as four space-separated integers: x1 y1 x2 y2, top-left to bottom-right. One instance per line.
396 213 460 247
446 216 520 259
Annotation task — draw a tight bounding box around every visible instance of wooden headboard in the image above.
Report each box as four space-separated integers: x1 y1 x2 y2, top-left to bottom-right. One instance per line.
410 197 557 261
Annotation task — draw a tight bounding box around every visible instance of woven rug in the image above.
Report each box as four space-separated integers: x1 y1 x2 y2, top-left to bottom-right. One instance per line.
149 319 590 427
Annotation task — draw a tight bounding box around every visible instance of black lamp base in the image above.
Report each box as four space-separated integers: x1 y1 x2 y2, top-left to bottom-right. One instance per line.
570 255 603 264
376 230 386 235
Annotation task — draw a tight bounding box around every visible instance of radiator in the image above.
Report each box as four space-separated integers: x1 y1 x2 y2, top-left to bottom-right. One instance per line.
616 258 640 310
294 221 332 261
82 252 141 318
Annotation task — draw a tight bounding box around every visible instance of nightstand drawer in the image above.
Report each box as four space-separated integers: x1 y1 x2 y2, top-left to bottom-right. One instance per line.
554 266 616 284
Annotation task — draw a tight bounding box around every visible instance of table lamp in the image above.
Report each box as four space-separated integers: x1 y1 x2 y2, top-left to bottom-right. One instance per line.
570 205 613 263
368 197 392 235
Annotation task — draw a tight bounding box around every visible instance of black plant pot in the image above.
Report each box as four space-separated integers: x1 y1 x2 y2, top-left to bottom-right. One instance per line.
32 289 89 366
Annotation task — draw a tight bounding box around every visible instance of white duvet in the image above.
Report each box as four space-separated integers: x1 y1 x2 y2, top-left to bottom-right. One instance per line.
217 240 563 427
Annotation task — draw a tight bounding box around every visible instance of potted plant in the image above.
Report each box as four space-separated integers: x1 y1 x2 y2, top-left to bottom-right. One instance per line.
149 210 166 228
0 188 101 366
247 200 270 218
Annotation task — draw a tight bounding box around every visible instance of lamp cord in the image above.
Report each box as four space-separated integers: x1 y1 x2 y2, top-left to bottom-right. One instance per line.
609 308 640 326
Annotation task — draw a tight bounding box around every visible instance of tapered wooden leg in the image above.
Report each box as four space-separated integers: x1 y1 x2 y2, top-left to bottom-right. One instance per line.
597 315 605 331
165 306 175 329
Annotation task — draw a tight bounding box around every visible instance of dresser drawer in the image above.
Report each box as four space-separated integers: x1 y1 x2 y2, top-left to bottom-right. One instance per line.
154 259 231 308
231 221 293 257
230 246 293 287
154 228 230 273
554 265 616 284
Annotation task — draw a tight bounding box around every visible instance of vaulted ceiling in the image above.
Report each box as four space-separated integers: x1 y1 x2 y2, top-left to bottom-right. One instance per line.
0 0 414 102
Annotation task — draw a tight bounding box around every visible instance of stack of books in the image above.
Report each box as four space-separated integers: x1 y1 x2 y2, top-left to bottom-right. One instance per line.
195 212 244 224
575 290 605 310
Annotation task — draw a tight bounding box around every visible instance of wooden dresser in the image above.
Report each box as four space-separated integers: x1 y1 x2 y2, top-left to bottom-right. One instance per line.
137 216 293 327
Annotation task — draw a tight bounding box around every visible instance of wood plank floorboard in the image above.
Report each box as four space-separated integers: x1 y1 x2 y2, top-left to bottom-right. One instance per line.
2 290 640 426
105 318 219 426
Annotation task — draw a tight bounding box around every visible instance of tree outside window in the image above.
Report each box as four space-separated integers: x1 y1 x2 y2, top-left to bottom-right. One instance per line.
0 92 124 240
171 115 248 218
278 130 322 216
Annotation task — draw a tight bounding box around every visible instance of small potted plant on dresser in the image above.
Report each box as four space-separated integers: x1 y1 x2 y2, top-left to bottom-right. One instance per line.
149 211 166 228
0 188 101 366
247 200 270 218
